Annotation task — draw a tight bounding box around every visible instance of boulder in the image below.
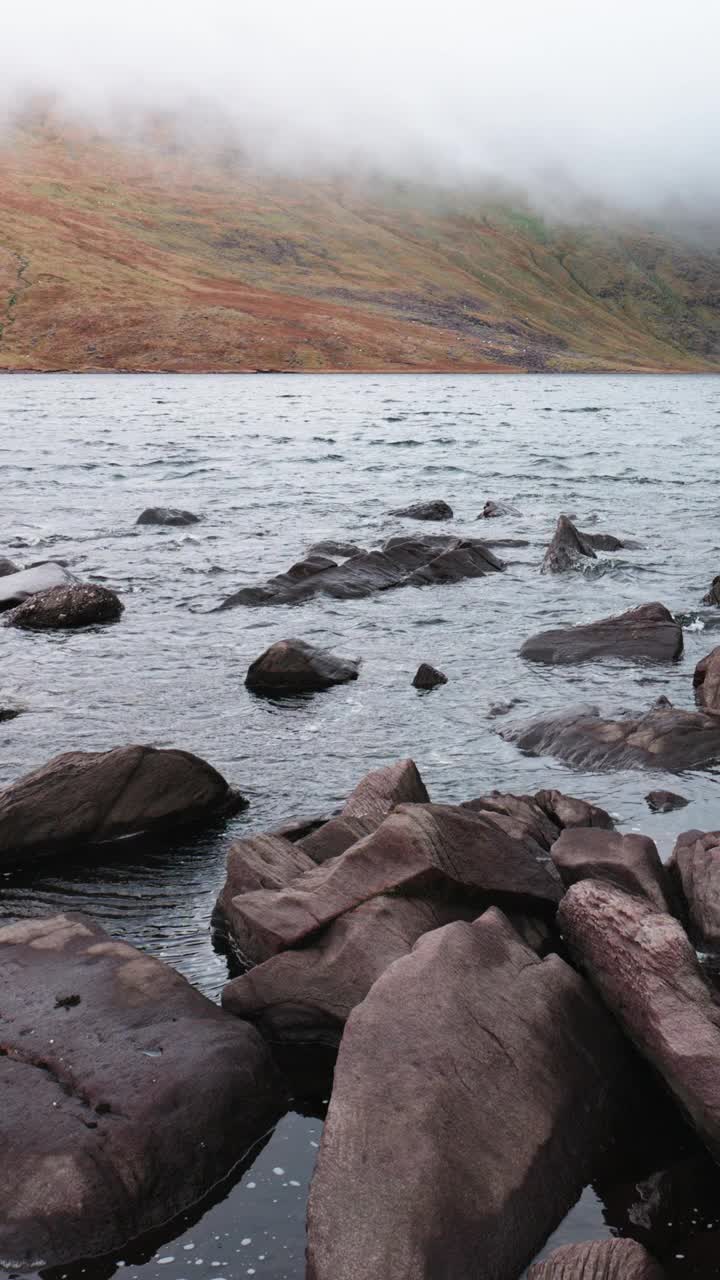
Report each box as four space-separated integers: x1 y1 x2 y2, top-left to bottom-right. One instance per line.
520 603 683 665
582 532 636 552
464 789 613 856
528 1239 665 1279
703 576 720 606
213 834 317 961
646 790 689 813
0 914 283 1271
558 881 720 1163
693 646 720 713
501 703 720 771
0 707 22 723
245 639 359 695
342 756 429 825
551 828 673 912
412 662 447 689
4 583 123 630
0 745 244 866
216 535 503 609
536 788 615 832
0 556 20 577
479 500 520 518
306 908 631 1280
136 507 200 526
0 562 75 612
669 829 720 948
222 803 563 964
308 540 364 558
542 515 597 573
390 499 453 521
298 815 377 864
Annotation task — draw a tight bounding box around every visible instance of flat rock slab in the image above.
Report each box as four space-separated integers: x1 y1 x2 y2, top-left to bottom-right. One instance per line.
0 745 243 866
501 703 720 771
217 535 503 608
4 583 124 630
520 603 683 665
559 881 720 1163
551 828 673 912
0 562 75 612
245 639 359 695
0 914 283 1270
306 908 631 1280
669 830 720 948
528 1239 665 1279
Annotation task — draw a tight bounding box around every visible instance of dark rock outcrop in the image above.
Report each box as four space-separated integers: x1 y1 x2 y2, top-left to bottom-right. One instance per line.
4 583 123 630
520 603 683 665
0 914 283 1271
217 534 503 609
479 500 520 518
582 532 638 552
528 1239 665 1279
559 881 720 1163
669 830 720 948
136 507 200 526
551 828 673 912
501 703 720 771
0 562 75 612
306 908 631 1280
703 576 720 606
646 790 689 813
412 662 447 689
390 499 453 521
542 515 597 573
0 745 244 866
693 646 720 713
0 557 20 577
245 639 359 695
308 540 364 558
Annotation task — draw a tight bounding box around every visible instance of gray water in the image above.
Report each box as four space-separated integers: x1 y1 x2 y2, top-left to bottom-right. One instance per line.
2 372 720 1278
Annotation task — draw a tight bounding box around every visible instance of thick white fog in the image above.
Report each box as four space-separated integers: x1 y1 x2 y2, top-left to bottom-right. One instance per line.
2 0 719 211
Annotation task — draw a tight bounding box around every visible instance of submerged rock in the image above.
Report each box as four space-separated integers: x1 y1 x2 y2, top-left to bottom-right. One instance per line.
703 576 720 606
412 662 447 689
0 562 75 612
308 540 364 558
646 789 689 813
669 829 720 948
389 499 453 521
528 1239 665 1279
136 507 200 526
693 646 720 713
479 500 520 518
0 557 20 577
520 603 683 665
245 639 359 695
501 703 720 771
542 515 597 573
306 908 631 1280
551 828 674 912
4 583 123 630
559 881 720 1164
0 745 244 866
0 914 283 1271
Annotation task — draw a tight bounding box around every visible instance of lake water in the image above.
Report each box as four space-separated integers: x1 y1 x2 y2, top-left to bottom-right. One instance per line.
2 372 720 1278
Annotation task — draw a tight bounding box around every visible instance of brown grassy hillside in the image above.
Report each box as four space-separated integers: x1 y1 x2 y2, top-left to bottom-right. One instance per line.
2 115 720 372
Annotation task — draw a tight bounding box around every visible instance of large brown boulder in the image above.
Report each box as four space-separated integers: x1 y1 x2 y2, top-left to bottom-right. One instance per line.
295 757 429 863
693 646 720 713
528 1239 665 1279
551 829 674 912
306 908 631 1280
464 788 613 856
4 582 123 630
520 603 683 665
0 914 284 1270
669 829 720 948
0 745 244 866
213 833 317 961
559 881 720 1162
225 803 563 963
542 515 597 573
501 703 720 771
245 639 359 695
0 561 75 611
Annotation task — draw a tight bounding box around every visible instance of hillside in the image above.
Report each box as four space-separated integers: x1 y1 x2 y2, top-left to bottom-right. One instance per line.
2 116 720 372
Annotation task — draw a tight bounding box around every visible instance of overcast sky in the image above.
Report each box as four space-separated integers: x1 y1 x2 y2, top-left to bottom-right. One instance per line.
2 0 719 211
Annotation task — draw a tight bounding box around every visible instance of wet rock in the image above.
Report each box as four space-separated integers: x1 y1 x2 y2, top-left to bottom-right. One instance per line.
669 829 720 948
213 834 317 961
298 815 377 864
559 880 720 1163
693 645 720 713
223 803 563 964
136 507 200 526
390 498 453 521
0 914 283 1271
536 788 615 832
501 703 720 771
306 908 631 1280
582 532 635 552
0 557 20 577
521 603 683 666
464 789 613 856
245 639 359 695
702 576 720 606
308 540 364 558
217 535 503 609
412 662 447 689
342 756 430 824
270 815 327 842
0 562 75 612
646 790 689 813
0 745 244 867
0 707 22 723
4 583 123 630
542 515 597 573
528 1239 665 1279
479 500 520 518
551 828 673 912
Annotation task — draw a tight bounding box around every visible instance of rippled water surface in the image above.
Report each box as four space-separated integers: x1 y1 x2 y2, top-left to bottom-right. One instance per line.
3 372 720 1278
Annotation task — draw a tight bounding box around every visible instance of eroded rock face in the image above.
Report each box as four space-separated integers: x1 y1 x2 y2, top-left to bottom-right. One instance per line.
669 830 720 948
0 745 244 866
390 499 453 521
479 500 520 518
463 789 613 856
520 603 683 666
306 908 631 1280
528 1239 665 1279
245 639 359 695
551 829 673 912
213 834 317 961
412 662 447 689
342 757 430 825
136 507 200 526
693 646 720 713
0 562 76 612
559 881 720 1162
501 703 720 771
542 516 597 573
4 583 123 630
0 914 284 1271
216 535 503 609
